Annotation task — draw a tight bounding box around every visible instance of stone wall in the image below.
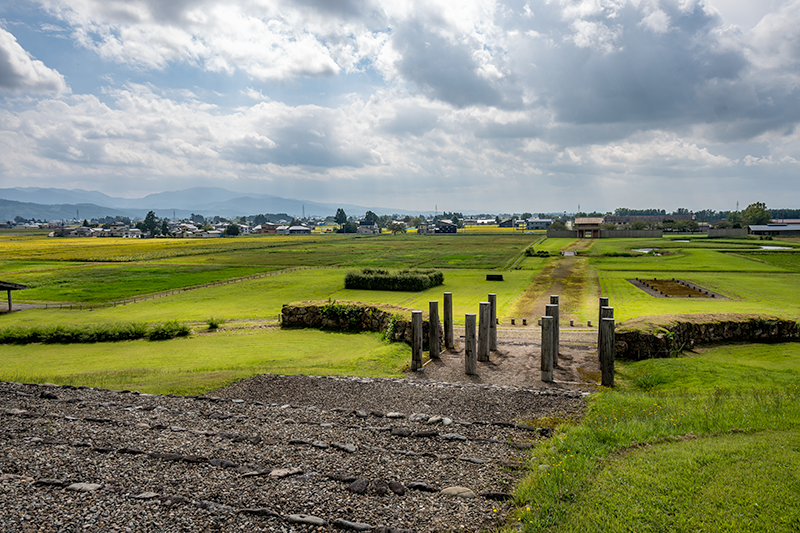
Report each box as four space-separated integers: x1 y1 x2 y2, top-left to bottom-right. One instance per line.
281 303 443 349
616 314 800 360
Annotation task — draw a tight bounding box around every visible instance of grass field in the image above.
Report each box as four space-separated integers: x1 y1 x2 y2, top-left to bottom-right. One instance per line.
512 342 800 532
0 328 410 395
2 231 800 532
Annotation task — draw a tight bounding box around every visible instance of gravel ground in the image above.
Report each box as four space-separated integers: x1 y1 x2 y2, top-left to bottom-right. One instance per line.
0 334 594 533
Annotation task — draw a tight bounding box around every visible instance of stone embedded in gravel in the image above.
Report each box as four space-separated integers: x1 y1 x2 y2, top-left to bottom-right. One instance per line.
33 479 65 487
328 473 358 483
388 481 406 496
354 410 368 418
92 447 114 454
386 412 405 419
411 430 438 438
516 423 539 431
409 413 429 423
239 507 281 518
196 500 235 513
390 427 412 437
459 456 485 464
169 426 187 432
370 479 389 496
332 518 373 531
510 442 536 450
370 410 385 418
320 422 335 428
441 486 476 498
130 492 159 500
283 418 297 424
480 491 514 501
269 467 303 479
406 482 437 492
348 478 369 494
231 399 244 403
287 514 327 527
441 433 467 441
208 458 237 468
39 392 58 400
66 483 102 492
289 438 311 445
182 455 206 463
426 415 443 424
332 442 357 453
118 447 145 455
160 495 190 506
312 440 329 449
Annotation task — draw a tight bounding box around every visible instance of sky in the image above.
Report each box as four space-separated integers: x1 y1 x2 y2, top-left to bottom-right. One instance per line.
0 0 798 214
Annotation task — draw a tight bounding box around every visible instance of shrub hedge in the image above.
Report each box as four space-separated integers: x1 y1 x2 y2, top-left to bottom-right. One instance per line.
344 268 444 291
0 321 191 345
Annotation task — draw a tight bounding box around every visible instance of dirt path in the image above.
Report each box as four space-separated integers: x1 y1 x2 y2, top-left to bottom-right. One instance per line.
406 327 600 392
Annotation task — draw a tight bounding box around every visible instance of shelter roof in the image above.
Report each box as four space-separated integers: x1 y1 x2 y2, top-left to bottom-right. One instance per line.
0 281 27 291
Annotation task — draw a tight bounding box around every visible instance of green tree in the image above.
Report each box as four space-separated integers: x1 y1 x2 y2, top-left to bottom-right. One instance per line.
387 222 406 234
224 224 240 236
742 202 771 226
337 222 358 233
160 219 170 236
550 220 567 231
363 210 379 226
728 211 743 228
520 212 532 220
334 208 348 225
142 211 158 235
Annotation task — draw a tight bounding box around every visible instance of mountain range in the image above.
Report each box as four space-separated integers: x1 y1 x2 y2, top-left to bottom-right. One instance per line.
0 187 416 221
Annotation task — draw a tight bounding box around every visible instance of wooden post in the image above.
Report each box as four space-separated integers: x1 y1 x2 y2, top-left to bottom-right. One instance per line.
541 315 554 382
429 301 440 359
598 306 613 361
443 292 454 350
411 311 423 371
478 302 490 362
600 317 615 387
550 295 560 360
545 303 559 367
488 293 497 351
465 313 477 375
6 290 11 312
598 297 609 348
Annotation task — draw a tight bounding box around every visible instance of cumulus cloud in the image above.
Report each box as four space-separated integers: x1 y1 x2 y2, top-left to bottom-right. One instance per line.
0 27 67 94
2 0 800 210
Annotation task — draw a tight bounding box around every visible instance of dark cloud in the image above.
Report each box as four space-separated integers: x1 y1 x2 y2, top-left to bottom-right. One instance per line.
393 22 520 109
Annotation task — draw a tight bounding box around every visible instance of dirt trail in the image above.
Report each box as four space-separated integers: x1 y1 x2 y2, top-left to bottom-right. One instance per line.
407 239 602 392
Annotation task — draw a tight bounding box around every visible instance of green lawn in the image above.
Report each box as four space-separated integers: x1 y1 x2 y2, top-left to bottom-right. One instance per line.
596 271 800 321
0 268 542 327
511 342 800 532
0 328 410 395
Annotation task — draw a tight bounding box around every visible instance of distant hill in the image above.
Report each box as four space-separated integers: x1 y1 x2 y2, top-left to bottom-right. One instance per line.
0 187 417 220
0 199 136 221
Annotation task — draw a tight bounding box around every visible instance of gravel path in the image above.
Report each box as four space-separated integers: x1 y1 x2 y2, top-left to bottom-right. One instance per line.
0 335 595 532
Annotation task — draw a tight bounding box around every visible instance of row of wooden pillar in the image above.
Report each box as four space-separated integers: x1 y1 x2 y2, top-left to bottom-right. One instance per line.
411 292 615 387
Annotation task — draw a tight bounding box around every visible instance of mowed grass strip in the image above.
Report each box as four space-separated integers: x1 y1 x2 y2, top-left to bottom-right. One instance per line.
10 264 270 303
511 342 800 532
0 328 410 395
0 268 540 327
